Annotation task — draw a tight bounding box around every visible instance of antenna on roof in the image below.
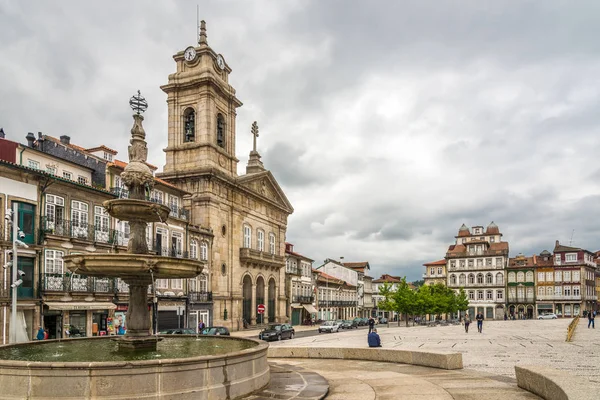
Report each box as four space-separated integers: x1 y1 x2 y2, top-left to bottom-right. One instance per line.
569 229 575 246
196 5 199 43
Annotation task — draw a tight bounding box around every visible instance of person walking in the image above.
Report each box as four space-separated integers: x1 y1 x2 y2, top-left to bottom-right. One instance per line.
368 328 382 347
368 317 375 334
476 311 484 333
198 319 206 332
463 314 471 333
588 311 595 329
36 326 45 341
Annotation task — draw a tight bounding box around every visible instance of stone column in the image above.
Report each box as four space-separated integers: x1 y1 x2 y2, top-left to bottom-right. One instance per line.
125 280 151 337
251 283 257 325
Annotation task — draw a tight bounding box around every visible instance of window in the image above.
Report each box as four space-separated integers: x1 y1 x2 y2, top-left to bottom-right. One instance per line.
459 260 465 269
45 194 65 227
156 279 168 289
486 258 492 267
486 273 493 284
468 290 475 300
496 290 503 300
517 287 524 298
459 274 466 286
183 108 196 142
555 254 561 265
45 250 64 274
77 176 88 185
496 273 503 285
216 113 225 148
450 275 457 285
517 272 524 282
554 271 562 282
538 272 545 282
46 166 56 175
450 261 456 269
430 267 435 275
564 286 571 296
468 259 474 268
243 225 251 248
508 272 516 283
477 259 483 267
199 274 208 292
169 195 180 216
477 290 484 300
190 240 198 259
437 267 443 275
200 241 208 261
257 230 265 252
490 236 495 243
171 231 183 257
151 190 164 204
171 279 183 290
496 258 503 268
538 286 544 296
486 290 493 300
269 232 276 254
94 206 109 242
555 286 562 296
526 271 533 282
63 171 72 180
71 200 89 237
28 159 40 169
103 152 113 161
477 274 484 284
573 271 580 282
564 271 571 281
565 253 577 262
468 274 475 284
545 272 553 282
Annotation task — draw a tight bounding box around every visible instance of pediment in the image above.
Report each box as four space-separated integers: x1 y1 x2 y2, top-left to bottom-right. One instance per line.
237 171 293 214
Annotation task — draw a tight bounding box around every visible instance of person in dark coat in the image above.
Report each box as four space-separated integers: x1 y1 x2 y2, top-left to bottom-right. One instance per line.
368 317 375 333
368 328 381 347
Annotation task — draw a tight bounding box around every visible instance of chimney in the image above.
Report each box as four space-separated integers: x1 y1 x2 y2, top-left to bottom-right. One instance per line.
0 128 5 139
60 135 71 145
26 132 36 148
555 240 560 247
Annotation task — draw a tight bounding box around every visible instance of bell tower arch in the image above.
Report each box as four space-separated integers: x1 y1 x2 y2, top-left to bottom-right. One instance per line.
160 21 242 178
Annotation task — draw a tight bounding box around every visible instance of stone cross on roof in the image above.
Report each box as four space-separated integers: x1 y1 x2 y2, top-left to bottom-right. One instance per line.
251 121 259 152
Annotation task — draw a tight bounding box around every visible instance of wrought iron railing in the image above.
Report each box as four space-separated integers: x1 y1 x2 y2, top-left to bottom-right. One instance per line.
318 300 358 307
188 291 212 303
110 187 129 198
41 216 123 245
293 295 314 303
42 273 115 293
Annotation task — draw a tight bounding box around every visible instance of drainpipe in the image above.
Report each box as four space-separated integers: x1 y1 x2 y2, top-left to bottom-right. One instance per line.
18 146 26 166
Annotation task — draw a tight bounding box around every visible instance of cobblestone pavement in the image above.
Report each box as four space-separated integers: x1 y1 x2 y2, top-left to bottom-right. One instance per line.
268 358 540 400
270 319 600 383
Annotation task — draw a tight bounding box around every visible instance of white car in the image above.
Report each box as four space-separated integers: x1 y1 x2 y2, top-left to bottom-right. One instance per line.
538 313 558 319
318 320 341 333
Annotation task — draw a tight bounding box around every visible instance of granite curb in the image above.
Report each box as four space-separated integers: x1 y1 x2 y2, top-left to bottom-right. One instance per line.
516 365 599 400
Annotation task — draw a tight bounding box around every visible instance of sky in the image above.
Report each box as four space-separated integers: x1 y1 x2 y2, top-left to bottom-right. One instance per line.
2 1 600 281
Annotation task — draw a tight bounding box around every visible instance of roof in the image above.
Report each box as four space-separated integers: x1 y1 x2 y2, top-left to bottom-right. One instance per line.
343 261 370 273
423 259 446 266
446 241 509 256
43 135 88 153
109 159 158 171
372 274 402 284
486 221 500 234
85 145 118 155
457 223 471 237
313 269 355 287
285 249 314 262
553 240 582 253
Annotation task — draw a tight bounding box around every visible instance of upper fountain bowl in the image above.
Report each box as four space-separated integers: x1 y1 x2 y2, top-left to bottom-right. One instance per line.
103 199 170 223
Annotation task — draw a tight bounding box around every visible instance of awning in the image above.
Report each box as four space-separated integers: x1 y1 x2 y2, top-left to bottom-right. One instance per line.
303 304 318 314
44 302 117 311
291 303 303 309
537 304 553 309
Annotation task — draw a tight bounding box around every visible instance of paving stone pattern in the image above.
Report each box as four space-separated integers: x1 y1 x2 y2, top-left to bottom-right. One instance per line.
243 362 329 400
271 319 600 383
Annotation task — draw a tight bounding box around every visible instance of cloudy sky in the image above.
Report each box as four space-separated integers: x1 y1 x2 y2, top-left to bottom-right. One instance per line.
2 1 600 281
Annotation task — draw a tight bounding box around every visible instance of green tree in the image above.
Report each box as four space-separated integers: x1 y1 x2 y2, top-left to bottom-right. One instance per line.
378 282 395 325
391 278 416 327
456 288 469 319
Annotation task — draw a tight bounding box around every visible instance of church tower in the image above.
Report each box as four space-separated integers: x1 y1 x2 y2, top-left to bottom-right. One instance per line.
158 22 294 331
160 21 242 178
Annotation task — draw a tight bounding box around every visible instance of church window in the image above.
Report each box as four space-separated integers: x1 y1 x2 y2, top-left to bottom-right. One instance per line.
216 113 225 148
183 108 195 143
243 225 252 248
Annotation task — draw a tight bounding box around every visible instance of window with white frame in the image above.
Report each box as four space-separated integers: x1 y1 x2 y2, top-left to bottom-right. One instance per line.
171 279 183 290
486 258 492 267
459 260 465 268
496 273 503 285
496 290 503 300
188 278 196 292
200 241 208 260
486 290 493 300
156 279 168 289
564 271 571 281
459 274 466 285
437 267 443 275
517 272 524 282
554 271 562 281
45 194 65 225
190 240 198 259
573 271 580 282
555 254 561 265
538 272 545 282
538 286 544 296
46 166 56 175
477 274 484 284
486 273 493 284
509 287 516 298
28 159 40 169
545 271 553 281
555 286 562 296
450 275 457 285
477 259 483 267
508 272 516 283
526 271 533 282
171 231 183 256
243 225 251 248
450 260 456 269
477 290 484 300
468 290 475 300
257 230 265 252
45 250 64 274
62 171 72 180
564 286 571 296
199 274 208 292
94 206 109 240
77 176 88 185
430 267 435 275
269 232 276 254
496 258 503 268
151 190 164 204
565 253 577 262
71 200 89 236
169 195 180 215
468 259 474 268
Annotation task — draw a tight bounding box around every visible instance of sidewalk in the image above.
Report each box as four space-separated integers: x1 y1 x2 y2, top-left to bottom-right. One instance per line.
231 324 317 338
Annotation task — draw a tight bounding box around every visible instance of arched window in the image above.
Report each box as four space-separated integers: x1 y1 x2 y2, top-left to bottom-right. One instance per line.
450 274 457 285
216 113 225 148
517 272 525 282
243 224 251 248
199 273 208 292
459 274 466 286
183 108 195 143
525 271 533 282
477 273 484 284
508 272 515 283
538 286 544 296
200 241 208 261
468 274 475 284
496 273 503 285
486 273 493 284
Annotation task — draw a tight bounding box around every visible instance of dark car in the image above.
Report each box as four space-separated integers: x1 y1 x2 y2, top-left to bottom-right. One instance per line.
200 326 230 336
259 323 295 341
160 328 197 334
340 320 358 329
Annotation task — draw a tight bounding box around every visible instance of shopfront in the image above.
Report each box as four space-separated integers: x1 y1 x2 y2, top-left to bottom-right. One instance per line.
43 302 116 338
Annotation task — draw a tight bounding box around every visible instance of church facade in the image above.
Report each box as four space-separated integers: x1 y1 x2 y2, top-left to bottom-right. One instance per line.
156 22 293 330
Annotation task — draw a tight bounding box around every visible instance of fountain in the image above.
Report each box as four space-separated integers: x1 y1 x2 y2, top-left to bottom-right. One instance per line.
0 92 269 399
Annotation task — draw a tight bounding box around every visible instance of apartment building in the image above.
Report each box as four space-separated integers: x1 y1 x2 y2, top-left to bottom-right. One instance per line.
314 259 358 320
423 259 446 286
446 222 508 320
284 243 316 326
343 261 375 318
507 254 538 319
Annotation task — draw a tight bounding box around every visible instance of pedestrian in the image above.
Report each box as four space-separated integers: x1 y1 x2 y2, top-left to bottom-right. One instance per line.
198 319 205 332
368 328 382 347
36 326 45 341
463 314 471 333
504 313 507 321
588 311 595 329
368 317 375 334
476 312 484 333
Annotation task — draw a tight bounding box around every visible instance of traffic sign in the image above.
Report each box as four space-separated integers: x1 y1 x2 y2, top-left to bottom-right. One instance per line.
257 304 265 314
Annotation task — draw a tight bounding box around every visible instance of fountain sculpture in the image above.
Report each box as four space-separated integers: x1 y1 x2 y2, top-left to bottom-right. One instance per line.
0 92 269 399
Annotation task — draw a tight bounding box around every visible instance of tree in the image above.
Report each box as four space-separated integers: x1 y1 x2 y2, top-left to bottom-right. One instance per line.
391 278 416 327
456 288 469 319
377 282 395 325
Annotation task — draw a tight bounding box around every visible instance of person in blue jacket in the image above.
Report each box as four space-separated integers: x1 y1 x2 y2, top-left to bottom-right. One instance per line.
368 328 382 347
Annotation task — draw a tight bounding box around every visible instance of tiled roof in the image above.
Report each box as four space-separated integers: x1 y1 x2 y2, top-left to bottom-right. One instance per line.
446 241 508 256
553 240 581 253
423 259 446 266
85 145 118 154
43 135 88 152
486 221 500 234
314 270 354 287
285 249 314 262
109 159 158 171
457 223 471 237
108 160 188 193
372 274 402 283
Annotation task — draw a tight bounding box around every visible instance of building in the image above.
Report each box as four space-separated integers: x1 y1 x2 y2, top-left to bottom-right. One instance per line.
314 259 358 320
446 222 508 320
423 259 446 286
372 274 415 321
343 262 375 318
284 243 316 326
155 22 293 330
507 254 537 319
536 241 597 317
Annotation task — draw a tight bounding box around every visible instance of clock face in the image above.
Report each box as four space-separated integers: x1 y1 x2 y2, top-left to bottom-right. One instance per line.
216 54 225 70
184 47 196 62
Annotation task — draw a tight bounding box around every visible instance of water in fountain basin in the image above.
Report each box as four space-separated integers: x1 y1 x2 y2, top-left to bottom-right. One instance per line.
0 337 255 362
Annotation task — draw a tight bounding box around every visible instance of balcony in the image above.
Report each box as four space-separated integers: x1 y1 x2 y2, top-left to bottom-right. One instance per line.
239 248 284 268
42 273 115 294
286 267 301 275
293 295 314 304
318 300 357 307
507 296 535 303
188 291 212 303
41 217 121 245
537 295 582 301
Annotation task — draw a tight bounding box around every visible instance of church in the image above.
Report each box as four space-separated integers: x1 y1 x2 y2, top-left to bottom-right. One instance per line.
156 21 294 330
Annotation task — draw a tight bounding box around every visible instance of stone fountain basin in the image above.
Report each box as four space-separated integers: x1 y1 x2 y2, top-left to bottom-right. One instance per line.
63 254 204 280
0 336 269 400
103 199 171 223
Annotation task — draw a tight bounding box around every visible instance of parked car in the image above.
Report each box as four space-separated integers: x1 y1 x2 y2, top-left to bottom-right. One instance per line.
538 313 558 320
200 326 231 336
378 317 388 324
340 320 358 329
352 317 363 326
160 328 197 334
318 320 341 333
258 324 295 341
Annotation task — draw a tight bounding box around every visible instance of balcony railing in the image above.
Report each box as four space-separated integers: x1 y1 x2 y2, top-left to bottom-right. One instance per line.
239 248 285 268
43 273 115 293
537 295 582 301
318 300 357 307
41 217 121 245
293 295 314 304
508 296 535 303
188 291 213 303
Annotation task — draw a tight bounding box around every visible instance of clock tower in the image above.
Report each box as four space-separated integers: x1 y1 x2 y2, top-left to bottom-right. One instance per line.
160 20 242 178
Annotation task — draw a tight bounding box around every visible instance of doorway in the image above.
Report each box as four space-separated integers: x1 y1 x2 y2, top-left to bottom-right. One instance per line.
43 314 62 340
